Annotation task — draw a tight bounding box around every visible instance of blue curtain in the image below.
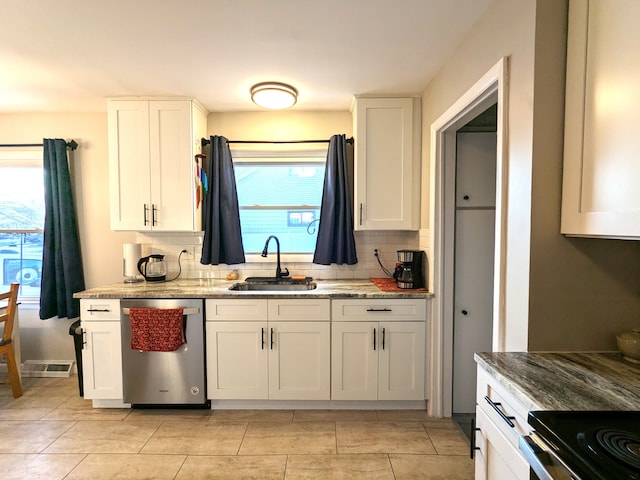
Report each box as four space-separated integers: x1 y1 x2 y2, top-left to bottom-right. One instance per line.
313 134 358 265
39 139 85 320
201 135 246 265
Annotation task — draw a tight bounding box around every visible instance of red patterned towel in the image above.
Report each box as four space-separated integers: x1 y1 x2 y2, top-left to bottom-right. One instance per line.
129 307 185 352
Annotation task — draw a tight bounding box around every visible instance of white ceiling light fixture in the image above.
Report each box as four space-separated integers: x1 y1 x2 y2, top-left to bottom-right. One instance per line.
250 82 298 109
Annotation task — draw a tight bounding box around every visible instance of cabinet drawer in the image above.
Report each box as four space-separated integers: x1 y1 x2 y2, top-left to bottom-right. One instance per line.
332 299 427 321
476 366 531 448
80 299 121 321
268 299 330 321
206 299 268 321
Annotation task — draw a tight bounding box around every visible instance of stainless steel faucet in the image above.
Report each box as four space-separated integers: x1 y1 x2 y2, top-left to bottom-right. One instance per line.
261 235 290 279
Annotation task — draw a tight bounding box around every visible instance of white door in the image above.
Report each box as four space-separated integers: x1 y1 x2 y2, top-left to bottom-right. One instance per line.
268 322 330 400
378 321 425 400
331 321 378 400
82 321 123 400
206 322 268 399
453 131 496 414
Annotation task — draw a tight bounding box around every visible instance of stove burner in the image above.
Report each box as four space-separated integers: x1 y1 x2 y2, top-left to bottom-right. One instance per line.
595 429 640 470
578 427 640 475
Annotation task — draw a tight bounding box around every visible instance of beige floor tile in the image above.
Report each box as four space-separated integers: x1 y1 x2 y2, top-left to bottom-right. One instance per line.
293 409 377 422
426 427 470 455
65 453 185 480
43 420 160 454
0 395 70 410
0 407 52 420
0 453 85 480
210 409 293 422
389 454 474 480
175 454 287 480
0 420 74 453
285 453 395 479
336 421 436 454
141 421 247 455
240 421 336 455
43 397 131 421
423 417 459 430
376 410 430 422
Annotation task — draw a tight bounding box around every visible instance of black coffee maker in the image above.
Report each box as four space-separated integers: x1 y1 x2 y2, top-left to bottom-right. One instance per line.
394 250 426 289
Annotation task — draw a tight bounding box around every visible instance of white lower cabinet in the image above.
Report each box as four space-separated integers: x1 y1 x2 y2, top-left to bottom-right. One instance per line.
80 299 123 400
206 299 330 400
331 299 427 401
474 366 532 480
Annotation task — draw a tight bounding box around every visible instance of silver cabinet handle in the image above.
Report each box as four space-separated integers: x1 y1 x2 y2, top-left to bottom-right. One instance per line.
373 328 377 351
143 204 149 226
381 327 386 350
87 308 110 312
484 395 516 427
366 308 392 312
469 417 481 459
359 203 363 225
122 307 200 315
261 327 265 350
270 328 274 350
152 204 158 226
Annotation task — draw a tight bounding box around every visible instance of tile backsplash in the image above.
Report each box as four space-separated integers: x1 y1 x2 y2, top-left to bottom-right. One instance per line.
134 230 430 281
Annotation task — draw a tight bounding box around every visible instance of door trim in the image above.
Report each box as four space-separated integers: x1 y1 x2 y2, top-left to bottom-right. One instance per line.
427 57 509 417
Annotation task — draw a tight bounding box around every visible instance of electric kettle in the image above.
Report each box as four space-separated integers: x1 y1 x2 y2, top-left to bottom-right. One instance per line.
137 254 167 282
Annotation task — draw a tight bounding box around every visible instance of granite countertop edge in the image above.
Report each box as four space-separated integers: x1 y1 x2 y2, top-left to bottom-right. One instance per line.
475 351 640 411
73 279 434 300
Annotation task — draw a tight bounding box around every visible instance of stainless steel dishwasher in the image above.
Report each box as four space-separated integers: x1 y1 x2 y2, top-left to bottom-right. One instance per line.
120 299 208 407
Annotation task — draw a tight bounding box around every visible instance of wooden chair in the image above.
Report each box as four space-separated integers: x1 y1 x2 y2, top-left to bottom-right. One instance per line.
0 283 22 398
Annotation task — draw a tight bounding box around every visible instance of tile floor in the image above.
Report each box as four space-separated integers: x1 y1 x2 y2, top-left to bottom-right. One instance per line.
0 374 474 479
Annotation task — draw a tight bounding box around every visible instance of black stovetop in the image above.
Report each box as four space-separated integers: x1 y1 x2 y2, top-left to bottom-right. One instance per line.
528 411 640 480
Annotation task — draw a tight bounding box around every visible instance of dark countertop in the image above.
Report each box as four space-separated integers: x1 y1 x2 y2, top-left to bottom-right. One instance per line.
73 278 434 300
475 351 640 411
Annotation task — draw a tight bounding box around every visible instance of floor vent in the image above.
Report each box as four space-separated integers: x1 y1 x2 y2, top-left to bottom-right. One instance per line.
21 360 74 378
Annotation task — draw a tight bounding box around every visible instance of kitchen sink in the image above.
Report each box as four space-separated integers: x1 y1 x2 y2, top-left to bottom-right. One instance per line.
229 277 317 291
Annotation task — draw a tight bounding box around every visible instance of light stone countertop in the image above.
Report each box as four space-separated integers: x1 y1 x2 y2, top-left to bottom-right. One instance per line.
73 278 433 299
475 351 640 411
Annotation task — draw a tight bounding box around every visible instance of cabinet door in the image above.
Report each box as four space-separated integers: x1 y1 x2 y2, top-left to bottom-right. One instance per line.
268 322 330 400
108 100 151 230
475 408 530 480
353 97 420 230
378 321 425 400
206 322 268 399
331 322 378 400
456 132 497 208
562 0 640 238
148 100 195 231
81 321 123 400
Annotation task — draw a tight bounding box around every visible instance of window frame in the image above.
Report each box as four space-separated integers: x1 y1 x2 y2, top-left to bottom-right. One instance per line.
230 145 328 263
0 149 44 301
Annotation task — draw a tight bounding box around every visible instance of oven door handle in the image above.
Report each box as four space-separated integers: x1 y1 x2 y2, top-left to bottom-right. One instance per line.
519 435 576 480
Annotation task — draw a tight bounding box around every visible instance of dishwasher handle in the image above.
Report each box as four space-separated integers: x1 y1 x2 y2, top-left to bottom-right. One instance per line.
122 307 200 315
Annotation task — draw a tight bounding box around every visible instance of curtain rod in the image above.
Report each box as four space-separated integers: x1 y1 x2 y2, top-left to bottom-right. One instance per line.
201 137 353 148
0 140 78 150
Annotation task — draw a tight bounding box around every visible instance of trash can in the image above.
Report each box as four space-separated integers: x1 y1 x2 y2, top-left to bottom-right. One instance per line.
68 320 84 397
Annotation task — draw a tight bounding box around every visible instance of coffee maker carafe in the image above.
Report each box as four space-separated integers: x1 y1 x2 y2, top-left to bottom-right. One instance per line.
394 250 426 289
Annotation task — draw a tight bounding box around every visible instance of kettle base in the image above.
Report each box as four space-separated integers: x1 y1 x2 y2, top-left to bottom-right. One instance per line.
145 276 166 282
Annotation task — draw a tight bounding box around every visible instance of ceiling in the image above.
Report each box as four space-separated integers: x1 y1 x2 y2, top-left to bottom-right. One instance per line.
0 0 492 113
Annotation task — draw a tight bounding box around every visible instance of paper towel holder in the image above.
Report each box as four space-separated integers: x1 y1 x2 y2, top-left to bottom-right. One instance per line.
123 243 143 283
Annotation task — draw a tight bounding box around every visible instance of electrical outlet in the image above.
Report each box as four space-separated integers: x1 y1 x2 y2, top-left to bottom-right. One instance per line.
178 246 194 259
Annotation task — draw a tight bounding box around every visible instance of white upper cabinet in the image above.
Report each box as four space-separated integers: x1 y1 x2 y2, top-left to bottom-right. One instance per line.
352 97 421 230
561 0 640 239
108 98 207 231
